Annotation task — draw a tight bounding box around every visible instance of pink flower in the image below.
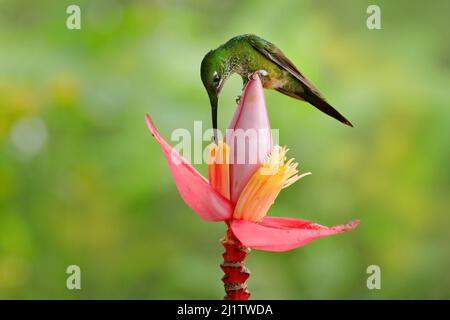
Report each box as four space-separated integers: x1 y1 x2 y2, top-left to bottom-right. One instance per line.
145 74 358 252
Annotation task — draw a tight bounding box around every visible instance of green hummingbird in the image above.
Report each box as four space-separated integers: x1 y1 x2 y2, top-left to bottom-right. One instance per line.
200 34 352 139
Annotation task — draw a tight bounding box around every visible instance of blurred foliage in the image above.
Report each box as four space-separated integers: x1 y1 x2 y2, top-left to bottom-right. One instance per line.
0 0 449 299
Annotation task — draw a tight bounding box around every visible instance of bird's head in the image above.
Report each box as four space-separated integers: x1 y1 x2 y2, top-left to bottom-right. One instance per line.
201 49 226 141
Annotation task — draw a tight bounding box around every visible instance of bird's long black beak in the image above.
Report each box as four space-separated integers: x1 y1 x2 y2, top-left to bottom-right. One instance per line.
209 94 218 143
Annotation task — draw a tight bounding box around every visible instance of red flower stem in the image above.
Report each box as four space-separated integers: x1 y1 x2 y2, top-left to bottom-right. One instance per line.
220 223 251 300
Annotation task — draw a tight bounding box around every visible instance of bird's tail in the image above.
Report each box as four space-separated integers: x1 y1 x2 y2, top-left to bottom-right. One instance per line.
303 91 353 127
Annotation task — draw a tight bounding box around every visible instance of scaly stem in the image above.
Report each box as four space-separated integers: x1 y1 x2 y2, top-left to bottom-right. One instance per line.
220 224 251 300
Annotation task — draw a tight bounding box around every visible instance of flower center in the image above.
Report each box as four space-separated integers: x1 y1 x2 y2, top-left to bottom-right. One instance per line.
208 143 311 222
233 146 311 222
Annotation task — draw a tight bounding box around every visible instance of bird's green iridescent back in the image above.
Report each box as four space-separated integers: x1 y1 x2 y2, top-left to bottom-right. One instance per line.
218 35 305 94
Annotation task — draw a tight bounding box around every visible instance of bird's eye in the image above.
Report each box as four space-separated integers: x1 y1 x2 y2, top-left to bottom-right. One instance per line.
213 71 220 84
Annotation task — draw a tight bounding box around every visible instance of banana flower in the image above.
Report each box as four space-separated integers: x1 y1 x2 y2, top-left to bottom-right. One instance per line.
145 74 358 299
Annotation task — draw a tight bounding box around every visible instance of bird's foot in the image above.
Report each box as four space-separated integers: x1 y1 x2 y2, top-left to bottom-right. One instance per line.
248 69 268 80
257 69 268 76
235 95 242 104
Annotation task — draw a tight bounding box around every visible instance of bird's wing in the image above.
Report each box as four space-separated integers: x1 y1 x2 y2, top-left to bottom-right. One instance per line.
247 35 325 98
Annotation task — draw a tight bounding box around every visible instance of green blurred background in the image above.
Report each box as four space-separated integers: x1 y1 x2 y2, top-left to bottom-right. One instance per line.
1 0 449 299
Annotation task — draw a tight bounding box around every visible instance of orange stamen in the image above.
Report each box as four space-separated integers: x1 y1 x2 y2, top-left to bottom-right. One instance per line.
233 146 311 222
208 141 230 200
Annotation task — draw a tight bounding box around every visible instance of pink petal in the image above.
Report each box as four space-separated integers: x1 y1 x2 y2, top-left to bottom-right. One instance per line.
231 216 359 252
226 74 273 203
145 113 233 222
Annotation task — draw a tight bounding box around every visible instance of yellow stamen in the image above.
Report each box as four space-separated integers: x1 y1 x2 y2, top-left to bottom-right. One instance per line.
233 146 311 222
208 141 230 200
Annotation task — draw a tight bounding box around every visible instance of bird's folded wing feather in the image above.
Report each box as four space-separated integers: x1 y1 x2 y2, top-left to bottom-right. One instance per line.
248 36 325 99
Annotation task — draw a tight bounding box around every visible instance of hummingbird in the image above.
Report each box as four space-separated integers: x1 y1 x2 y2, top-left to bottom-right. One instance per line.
200 34 352 140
